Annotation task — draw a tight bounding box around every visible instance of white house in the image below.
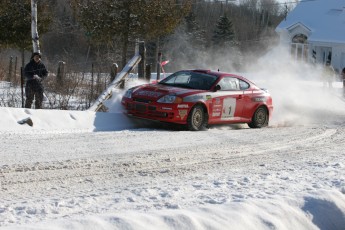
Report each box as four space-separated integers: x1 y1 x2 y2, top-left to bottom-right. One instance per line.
276 0 345 73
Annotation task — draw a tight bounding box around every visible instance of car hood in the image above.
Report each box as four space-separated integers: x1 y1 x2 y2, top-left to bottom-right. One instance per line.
132 84 203 100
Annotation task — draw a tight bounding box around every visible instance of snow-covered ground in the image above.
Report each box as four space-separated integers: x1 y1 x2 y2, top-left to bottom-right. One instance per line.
1 54 345 229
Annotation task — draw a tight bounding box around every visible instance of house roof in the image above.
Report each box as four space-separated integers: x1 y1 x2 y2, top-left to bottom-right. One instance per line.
276 0 345 43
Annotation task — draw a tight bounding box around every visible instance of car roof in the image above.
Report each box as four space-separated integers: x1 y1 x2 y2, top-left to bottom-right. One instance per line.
188 69 253 83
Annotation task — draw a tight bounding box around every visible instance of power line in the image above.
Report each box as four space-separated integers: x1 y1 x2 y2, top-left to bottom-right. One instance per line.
261 0 319 7
174 0 319 7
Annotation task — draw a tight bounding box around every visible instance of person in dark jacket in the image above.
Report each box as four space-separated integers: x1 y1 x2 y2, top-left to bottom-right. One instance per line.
24 52 48 109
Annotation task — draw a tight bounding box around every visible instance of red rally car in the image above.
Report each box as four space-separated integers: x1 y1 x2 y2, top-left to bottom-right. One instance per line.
121 70 273 131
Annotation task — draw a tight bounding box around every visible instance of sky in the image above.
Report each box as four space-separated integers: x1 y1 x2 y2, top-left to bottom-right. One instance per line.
1 43 345 229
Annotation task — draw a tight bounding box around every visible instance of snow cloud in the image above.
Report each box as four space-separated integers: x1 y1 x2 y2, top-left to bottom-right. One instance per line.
243 45 345 127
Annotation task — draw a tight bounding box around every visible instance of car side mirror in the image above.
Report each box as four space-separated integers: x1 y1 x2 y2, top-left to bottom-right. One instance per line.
213 85 221 92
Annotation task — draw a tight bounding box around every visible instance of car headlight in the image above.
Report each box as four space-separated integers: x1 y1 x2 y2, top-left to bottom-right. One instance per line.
157 95 182 103
123 88 134 98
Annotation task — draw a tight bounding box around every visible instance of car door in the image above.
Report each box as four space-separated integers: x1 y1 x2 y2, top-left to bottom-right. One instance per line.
209 76 245 123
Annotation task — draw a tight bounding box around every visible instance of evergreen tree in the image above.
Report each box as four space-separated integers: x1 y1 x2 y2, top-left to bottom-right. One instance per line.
211 15 235 47
185 12 207 48
0 0 52 50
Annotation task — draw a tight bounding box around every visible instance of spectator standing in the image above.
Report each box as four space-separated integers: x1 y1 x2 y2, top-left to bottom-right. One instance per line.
322 61 335 88
24 52 48 109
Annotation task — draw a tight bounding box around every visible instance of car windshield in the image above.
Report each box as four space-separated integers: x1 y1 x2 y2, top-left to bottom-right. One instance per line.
159 71 218 90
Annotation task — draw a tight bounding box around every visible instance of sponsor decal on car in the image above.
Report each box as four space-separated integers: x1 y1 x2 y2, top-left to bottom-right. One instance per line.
177 104 189 108
252 97 267 102
178 110 188 120
184 93 213 102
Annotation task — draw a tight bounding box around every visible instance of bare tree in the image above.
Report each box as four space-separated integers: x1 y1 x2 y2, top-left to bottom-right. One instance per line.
31 0 40 53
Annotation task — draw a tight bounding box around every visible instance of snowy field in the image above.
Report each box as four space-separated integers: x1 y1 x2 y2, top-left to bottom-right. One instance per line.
1 56 345 229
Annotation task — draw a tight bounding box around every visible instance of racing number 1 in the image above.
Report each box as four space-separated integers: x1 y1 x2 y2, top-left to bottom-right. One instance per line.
221 97 236 119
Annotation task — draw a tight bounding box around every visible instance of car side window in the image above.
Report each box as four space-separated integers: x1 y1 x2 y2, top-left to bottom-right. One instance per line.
239 80 250 90
218 77 240 91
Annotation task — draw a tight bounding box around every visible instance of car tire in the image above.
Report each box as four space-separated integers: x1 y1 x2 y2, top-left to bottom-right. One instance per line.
187 105 207 131
248 106 268 128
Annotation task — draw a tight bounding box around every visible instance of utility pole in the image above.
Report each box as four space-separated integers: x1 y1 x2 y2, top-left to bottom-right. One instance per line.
31 0 40 53
284 3 288 21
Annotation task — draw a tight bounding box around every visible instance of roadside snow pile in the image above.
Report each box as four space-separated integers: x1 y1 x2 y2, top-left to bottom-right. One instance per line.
3 190 345 230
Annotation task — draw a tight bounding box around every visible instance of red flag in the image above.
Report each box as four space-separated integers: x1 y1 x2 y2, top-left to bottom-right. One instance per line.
161 60 169 66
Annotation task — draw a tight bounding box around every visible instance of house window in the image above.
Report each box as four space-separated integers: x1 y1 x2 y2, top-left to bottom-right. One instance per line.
291 34 308 61
292 34 307 44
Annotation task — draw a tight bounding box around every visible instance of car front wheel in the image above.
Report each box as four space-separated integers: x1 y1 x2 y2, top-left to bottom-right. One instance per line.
248 106 268 128
187 105 207 131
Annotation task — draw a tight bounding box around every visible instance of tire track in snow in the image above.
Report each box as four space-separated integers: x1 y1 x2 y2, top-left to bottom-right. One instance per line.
0 126 342 191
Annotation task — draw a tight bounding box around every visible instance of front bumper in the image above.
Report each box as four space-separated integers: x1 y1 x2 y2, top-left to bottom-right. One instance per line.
121 99 190 124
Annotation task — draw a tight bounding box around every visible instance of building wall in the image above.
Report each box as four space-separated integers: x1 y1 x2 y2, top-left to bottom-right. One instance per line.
278 27 345 74
332 44 345 73
311 41 345 73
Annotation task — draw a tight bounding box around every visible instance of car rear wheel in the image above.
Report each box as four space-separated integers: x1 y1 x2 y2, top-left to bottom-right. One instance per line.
187 105 207 131
248 106 268 128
